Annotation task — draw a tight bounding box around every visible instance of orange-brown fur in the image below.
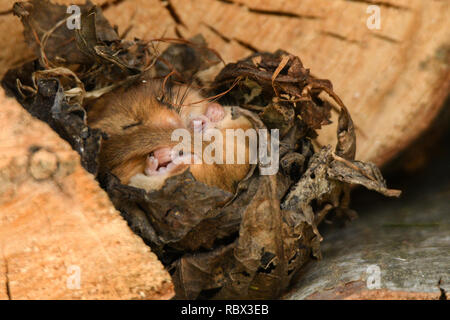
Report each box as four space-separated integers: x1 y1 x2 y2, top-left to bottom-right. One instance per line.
87 81 252 193
180 97 252 192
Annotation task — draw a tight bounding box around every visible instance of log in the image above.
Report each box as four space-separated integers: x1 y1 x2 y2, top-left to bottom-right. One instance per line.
0 89 174 299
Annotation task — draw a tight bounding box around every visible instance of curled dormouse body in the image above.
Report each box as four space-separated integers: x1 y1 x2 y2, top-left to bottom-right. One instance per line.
178 89 253 192
87 80 253 193
87 82 190 191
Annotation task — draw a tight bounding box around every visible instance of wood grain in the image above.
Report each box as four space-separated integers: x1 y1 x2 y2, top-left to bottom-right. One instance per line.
0 89 174 299
106 0 450 165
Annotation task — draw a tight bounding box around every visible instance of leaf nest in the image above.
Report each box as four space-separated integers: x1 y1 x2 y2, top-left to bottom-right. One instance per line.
2 0 400 299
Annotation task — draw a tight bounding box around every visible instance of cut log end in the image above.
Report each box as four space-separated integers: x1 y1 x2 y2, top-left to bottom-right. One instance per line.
0 89 174 300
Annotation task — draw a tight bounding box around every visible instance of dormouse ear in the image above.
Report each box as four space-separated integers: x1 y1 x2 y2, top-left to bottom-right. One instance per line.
205 102 225 123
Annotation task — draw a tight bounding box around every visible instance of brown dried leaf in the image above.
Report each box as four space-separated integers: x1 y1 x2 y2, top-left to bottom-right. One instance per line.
298 99 332 130
13 0 118 65
328 156 402 197
335 104 356 160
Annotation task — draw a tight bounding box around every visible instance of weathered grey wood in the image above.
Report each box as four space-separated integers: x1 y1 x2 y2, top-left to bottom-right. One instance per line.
285 165 450 299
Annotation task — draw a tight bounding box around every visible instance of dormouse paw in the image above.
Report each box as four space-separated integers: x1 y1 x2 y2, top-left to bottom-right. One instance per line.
145 147 178 175
205 102 225 123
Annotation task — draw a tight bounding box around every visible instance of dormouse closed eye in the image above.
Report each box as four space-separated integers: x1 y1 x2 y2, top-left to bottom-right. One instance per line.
122 121 142 130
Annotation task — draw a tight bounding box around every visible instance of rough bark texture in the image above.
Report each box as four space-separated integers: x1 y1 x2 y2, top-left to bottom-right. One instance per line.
0 89 174 299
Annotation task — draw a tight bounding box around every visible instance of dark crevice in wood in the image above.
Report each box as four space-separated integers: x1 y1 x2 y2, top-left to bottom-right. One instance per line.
216 0 235 4
0 9 13 15
233 38 260 53
3 256 11 300
321 31 363 46
174 26 184 39
216 0 322 20
371 33 400 44
247 8 322 20
160 0 187 27
204 23 259 52
119 24 133 39
203 23 231 43
346 0 410 11
439 287 447 300
100 0 127 11
438 278 447 300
